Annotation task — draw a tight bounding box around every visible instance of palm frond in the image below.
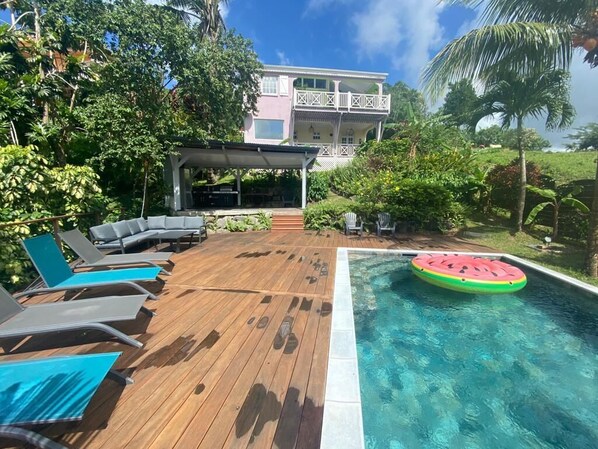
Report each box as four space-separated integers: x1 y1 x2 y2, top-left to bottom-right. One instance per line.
446 0 594 26
421 22 572 100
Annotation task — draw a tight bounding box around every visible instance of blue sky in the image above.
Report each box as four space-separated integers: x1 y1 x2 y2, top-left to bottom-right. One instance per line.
3 1 597 148
222 0 597 149
225 0 477 87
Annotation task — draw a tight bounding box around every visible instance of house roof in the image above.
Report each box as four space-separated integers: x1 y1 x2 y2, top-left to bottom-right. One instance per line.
263 64 388 83
173 139 319 170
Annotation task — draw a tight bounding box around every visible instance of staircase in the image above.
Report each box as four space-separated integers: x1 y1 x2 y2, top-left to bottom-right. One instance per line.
271 212 304 232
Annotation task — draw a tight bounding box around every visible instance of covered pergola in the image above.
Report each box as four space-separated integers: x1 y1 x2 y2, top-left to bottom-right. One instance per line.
167 140 319 211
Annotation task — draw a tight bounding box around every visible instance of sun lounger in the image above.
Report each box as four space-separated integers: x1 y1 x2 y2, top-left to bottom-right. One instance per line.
0 352 131 449
59 228 174 275
16 234 161 300
0 285 151 348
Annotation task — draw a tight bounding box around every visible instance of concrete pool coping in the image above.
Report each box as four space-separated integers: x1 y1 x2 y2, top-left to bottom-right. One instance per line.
320 248 598 449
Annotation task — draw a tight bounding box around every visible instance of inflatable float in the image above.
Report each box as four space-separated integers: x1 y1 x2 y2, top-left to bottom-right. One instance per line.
411 254 526 294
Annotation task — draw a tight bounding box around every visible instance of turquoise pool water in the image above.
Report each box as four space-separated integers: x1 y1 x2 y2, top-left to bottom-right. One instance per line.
349 254 598 449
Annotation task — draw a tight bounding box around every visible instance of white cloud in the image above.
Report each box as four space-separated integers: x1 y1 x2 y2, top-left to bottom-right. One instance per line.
305 0 445 85
353 0 446 84
276 50 291 65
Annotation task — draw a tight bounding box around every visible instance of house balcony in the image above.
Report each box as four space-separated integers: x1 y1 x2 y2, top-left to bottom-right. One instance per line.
293 90 390 113
298 143 359 158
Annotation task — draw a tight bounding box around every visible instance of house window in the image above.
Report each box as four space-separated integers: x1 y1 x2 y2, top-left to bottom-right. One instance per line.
261 76 278 95
313 132 321 140
341 136 354 144
255 119 284 139
294 78 329 91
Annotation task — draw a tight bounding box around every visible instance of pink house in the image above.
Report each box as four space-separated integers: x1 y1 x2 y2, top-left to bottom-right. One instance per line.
244 65 390 170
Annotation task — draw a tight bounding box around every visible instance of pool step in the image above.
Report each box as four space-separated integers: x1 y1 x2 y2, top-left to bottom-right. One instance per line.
271 214 304 232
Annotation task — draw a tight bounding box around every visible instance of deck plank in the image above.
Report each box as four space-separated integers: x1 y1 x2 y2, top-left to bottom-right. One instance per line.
0 231 494 449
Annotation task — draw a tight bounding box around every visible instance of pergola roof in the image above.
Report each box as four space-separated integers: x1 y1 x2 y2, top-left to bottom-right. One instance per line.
174 139 319 170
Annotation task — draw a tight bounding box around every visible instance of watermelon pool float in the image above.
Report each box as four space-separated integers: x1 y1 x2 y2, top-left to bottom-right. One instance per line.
411 254 526 294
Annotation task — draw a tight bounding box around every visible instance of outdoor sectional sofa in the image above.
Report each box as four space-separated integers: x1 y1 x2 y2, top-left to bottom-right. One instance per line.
89 216 207 253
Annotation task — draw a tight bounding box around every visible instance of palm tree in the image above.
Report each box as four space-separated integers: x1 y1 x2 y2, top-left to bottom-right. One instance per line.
166 0 228 41
472 69 574 232
421 0 598 276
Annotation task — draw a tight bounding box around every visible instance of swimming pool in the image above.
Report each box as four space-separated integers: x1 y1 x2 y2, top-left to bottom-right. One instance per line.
349 253 598 449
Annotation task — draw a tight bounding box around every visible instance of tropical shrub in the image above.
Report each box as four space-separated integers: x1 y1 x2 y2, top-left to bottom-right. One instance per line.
358 177 464 231
307 171 329 202
0 145 106 286
486 159 544 213
304 197 355 230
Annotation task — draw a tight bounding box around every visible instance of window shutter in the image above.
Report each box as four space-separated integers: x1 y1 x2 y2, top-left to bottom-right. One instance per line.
279 76 289 96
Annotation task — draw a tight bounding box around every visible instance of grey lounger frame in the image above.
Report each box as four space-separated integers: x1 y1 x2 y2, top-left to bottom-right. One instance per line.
16 234 161 301
60 228 174 275
0 285 153 348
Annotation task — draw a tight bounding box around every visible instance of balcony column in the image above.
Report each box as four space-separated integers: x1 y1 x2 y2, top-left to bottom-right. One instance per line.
333 116 341 157
333 79 340 110
376 120 383 142
377 82 383 95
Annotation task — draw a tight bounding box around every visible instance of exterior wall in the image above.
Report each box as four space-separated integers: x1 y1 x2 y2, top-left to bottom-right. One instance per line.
244 76 293 145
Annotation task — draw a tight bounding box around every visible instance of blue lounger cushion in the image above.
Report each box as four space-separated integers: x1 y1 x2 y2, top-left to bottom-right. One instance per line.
56 267 161 288
0 352 121 425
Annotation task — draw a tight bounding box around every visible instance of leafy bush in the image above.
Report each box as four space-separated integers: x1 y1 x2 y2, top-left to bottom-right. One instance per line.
304 197 355 230
359 177 463 231
487 159 544 212
225 217 250 232
0 144 107 286
307 171 329 202
328 161 364 198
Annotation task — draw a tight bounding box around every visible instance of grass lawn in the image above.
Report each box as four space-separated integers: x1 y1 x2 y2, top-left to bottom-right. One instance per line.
473 148 596 184
461 213 598 287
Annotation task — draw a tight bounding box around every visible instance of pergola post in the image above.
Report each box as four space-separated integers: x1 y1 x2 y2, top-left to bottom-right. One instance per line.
376 120 383 142
301 160 307 209
170 154 189 211
236 168 242 207
170 154 181 211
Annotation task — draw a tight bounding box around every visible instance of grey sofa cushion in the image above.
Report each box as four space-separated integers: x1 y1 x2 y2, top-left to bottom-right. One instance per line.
136 218 149 231
126 219 141 235
184 216 204 229
165 216 186 230
90 223 118 242
112 221 131 238
147 215 166 229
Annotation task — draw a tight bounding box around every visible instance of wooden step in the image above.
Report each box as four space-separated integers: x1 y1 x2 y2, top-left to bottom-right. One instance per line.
271 213 304 232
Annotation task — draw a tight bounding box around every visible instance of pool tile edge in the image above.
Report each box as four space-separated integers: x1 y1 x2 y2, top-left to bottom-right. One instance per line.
321 248 365 449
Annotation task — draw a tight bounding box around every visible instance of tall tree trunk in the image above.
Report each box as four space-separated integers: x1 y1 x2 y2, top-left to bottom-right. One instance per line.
515 116 526 232
585 152 598 277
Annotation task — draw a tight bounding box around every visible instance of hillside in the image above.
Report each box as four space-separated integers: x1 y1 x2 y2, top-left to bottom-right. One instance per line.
473 149 596 184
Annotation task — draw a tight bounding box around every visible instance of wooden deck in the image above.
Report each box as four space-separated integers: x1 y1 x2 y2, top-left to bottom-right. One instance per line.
0 231 493 449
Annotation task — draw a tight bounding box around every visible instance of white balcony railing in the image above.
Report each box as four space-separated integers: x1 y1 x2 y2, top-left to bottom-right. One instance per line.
298 143 358 158
294 90 390 112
